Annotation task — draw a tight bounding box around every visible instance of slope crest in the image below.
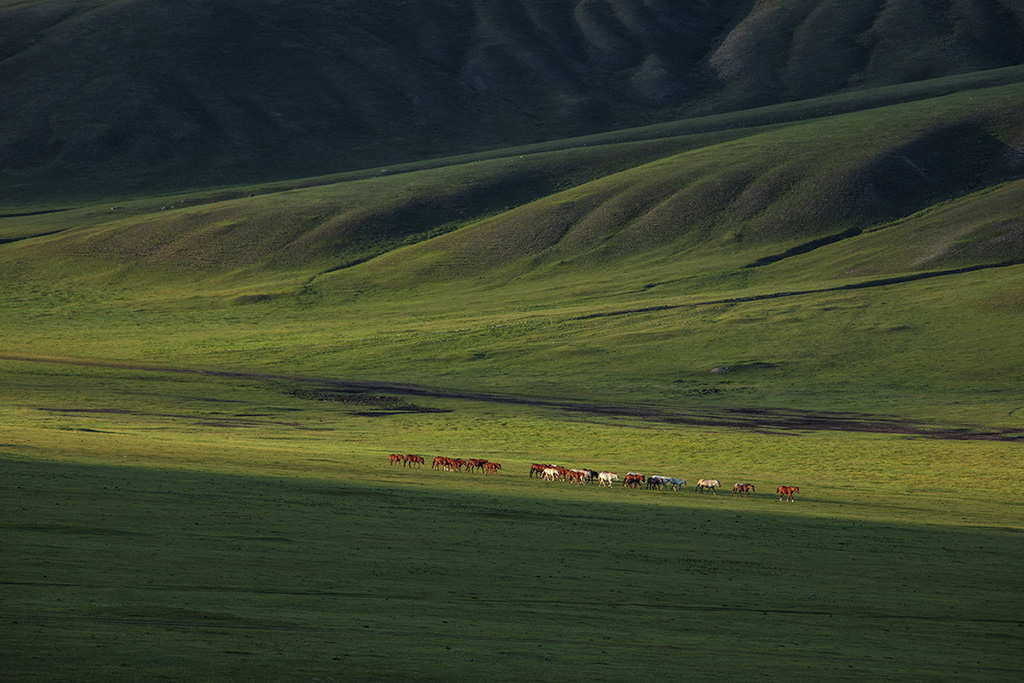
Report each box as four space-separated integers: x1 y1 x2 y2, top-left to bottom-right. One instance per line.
333 84 1024 289
3 0 1023 197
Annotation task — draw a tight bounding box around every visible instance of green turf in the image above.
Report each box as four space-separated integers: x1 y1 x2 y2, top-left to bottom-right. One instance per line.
1 360 1021 681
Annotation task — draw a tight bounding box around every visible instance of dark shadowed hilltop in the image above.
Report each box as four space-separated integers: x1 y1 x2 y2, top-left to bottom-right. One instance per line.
2 0 1023 199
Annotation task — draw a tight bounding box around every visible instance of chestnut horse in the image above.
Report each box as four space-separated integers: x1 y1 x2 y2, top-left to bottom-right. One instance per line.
624 473 645 489
529 463 552 478
777 485 799 502
465 458 489 473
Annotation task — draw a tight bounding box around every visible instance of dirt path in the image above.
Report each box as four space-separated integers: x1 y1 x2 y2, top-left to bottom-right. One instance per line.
4 353 1023 440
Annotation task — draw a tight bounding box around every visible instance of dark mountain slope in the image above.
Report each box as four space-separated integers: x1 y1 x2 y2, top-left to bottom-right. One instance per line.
708 0 1024 106
1 0 1022 200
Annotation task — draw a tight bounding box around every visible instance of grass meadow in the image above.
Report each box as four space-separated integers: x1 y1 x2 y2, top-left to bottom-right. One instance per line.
2 358 1022 681
3 72 1024 681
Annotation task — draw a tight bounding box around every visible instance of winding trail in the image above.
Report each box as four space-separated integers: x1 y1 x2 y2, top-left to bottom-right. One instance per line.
4 353 1022 441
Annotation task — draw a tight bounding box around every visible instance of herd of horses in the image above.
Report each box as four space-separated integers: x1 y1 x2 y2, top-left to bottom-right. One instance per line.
387 454 799 501
389 453 502 474
530 464 799 501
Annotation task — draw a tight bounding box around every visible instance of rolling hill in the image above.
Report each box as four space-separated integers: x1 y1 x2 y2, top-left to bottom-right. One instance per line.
2 70 1023 426
2 0 1023 200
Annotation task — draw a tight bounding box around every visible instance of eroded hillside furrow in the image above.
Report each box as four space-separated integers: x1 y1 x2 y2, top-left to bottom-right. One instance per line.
572 259 1024 320
742 228 864 268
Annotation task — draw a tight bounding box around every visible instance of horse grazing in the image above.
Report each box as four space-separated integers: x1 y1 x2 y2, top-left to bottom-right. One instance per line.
404 454 425 468
388 454 404 467
597 472 619 487
777 485 799 502
484 461 502 474
665 477 686 492
695 478 720 494
731 482 755 498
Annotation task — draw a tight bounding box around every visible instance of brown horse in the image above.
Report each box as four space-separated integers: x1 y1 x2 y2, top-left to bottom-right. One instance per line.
388 454 404 467
777 485 799 502
732 483 755 498
624 473 645 489
529 463 550 478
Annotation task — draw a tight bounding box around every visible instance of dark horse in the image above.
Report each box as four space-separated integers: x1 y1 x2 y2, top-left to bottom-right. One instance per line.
731 482 755 498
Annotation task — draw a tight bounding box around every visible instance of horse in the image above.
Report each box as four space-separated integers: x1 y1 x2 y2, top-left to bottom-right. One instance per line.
404 454 424 468
647 475 667 490
665 477 686 491
484 461 502 474
624 472 645 489
433 456 462 471
529 463 552 478
465 458 488 472
731 482 755 498
597 472 619 487
695 478 720 494
777 485 799 502
388 454 404 467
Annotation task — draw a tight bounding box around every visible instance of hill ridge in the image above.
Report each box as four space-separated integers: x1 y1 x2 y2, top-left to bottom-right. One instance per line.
2 0 1023 199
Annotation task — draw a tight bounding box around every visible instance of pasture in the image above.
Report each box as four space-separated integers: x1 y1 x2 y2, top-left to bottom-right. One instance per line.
2 358 1022 681
3 72 1024 681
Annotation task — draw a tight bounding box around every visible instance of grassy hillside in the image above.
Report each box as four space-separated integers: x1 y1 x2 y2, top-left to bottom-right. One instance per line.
2 0 1022 199
2 77 1023 427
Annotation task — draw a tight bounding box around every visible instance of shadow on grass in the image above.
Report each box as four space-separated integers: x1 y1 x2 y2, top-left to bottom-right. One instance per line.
2 455 1021 681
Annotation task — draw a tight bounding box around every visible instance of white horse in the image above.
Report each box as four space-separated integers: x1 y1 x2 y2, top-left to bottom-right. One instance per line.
598 471 619 487
665 477 686 491
695 478 720 494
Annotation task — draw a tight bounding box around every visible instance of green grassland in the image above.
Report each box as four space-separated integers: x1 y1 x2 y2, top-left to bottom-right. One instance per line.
1 360 1022 681
2 72 1024 679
